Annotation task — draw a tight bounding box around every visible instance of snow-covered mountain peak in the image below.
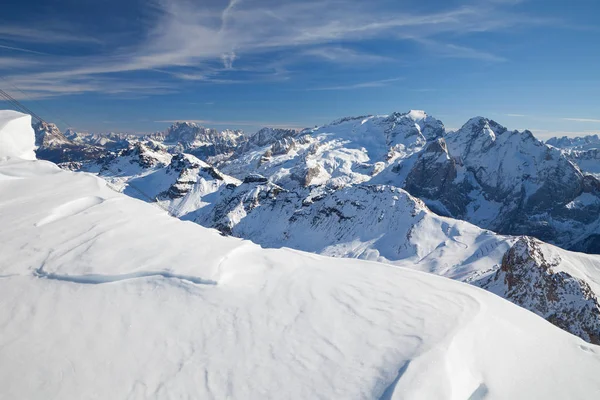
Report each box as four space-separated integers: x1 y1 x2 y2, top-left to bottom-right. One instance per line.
458 116 504 138
164 121 245 144
32 120 71 148
448 116 548 162
382 110 445 143
304 110 444 163
248 127 299 147
406 109 427 119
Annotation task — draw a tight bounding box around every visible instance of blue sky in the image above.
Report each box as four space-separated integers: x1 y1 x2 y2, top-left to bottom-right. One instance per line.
0 0 599 139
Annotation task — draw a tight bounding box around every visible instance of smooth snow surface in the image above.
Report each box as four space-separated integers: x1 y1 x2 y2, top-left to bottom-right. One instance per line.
0 111 35 161
1 119 600 399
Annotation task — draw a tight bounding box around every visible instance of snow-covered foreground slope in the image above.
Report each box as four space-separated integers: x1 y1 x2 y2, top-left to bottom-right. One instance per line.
3 113 600 399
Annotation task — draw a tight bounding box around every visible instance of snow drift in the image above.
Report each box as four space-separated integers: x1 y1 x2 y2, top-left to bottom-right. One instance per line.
0 110 35 161
2 111 600 399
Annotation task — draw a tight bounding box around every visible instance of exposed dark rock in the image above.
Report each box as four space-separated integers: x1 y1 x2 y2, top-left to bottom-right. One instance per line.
243 174 268 184
477 237 600 344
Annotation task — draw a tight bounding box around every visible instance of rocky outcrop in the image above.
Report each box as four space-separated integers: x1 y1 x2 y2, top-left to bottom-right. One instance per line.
243 174 268 184
163 154 231 199
123 142 170 169
476 237 600 344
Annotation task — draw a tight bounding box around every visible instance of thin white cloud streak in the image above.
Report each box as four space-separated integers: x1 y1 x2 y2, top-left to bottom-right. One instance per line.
0 26 102 44
0 57 40 68
1 78 175 100
2 0 555 97
411 38 507 62
506 113 527 117
562 117 600 123
308 77 403 91
0 44 47 55
298 46 394 64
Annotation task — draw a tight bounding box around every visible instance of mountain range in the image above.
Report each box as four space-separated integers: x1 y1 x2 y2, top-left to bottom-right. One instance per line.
31 110 600 344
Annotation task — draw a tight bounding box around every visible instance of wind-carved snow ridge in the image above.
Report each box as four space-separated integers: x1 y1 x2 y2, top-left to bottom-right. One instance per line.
34 265 217 286
35 196 106 227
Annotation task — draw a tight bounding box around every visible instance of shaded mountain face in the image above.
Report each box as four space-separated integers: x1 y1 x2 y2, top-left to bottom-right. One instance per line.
379 117 600 253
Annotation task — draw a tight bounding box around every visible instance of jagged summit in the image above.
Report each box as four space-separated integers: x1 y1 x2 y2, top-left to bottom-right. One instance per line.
163 121 244 144
32 121 71 148
249 127 299 147
547 134 600 150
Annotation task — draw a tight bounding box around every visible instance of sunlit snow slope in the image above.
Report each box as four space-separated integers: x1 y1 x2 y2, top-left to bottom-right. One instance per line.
1 111 600 399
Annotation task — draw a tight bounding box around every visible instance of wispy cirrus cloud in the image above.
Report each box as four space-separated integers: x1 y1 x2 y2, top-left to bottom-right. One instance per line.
562 117 600 123
298 46 395 64
0 25 102 44
0 0 557 98
0 44 47 56
0 56 40 68
411 38 507 62
308 77 403 91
